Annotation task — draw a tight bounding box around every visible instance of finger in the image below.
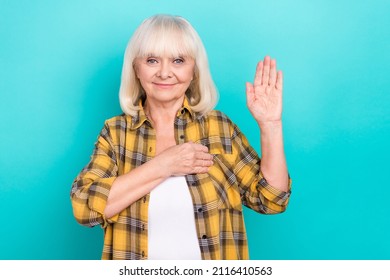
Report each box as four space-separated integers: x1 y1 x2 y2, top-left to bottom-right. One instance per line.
195 152 213 161
253 60 263 87
196 144 209 153
269 59 277 86
193 166 210 174
276 70 283 91
246 82 254 94
262 56 270 86
246 82 255 104
189 143 209 153
194 159 213 168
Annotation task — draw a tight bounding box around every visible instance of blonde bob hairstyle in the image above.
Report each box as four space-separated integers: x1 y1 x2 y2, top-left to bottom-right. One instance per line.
119 14 218 116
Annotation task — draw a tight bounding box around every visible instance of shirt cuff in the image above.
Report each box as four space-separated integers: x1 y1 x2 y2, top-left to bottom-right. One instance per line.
88 177 119 227
256 171 292 206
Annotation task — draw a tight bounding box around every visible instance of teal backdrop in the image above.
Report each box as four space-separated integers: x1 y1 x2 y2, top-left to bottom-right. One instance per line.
1 0 389 260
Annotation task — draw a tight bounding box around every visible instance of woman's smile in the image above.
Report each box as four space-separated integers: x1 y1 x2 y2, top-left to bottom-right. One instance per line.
152 82 176 88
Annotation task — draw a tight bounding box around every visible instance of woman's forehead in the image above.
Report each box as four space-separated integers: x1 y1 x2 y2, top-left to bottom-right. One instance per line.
136 30 196 58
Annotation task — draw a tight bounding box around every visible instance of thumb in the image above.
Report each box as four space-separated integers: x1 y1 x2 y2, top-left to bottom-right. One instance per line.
246 82 255 103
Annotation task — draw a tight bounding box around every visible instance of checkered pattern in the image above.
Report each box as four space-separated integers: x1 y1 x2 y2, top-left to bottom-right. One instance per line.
71 98 291 260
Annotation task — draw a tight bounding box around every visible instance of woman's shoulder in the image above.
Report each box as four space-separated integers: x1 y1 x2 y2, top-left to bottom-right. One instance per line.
201 110 245 137
203 110 234 124
96 114 136 144
202 110 241 131
103 113 133 128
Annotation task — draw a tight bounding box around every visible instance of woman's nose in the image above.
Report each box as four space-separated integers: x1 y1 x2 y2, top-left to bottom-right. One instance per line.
156 61 172 79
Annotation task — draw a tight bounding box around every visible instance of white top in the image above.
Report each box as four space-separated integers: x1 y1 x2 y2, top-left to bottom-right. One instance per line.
147 176 202 260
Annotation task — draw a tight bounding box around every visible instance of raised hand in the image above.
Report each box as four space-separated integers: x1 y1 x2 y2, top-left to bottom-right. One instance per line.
246 56 283 125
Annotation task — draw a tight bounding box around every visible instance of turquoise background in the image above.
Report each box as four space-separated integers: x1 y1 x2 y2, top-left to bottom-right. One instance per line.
1 0 389 260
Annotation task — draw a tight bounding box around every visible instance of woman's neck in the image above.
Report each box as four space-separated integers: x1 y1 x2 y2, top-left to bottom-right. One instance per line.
144 97 184 127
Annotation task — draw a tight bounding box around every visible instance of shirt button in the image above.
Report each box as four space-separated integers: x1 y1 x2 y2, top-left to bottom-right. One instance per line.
180 135 185 139
197 208 203 213
142 224 145 231
149 147 152 152
202 235 207 239
142 251 145 258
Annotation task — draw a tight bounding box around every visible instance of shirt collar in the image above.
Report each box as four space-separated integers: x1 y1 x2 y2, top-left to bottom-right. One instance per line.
176 96 196 120
130 96 196 130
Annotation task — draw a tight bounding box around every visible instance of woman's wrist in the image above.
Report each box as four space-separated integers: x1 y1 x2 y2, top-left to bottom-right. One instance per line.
257 120 283 134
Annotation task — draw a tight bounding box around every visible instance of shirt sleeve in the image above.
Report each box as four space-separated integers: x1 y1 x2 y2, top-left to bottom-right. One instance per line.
231 123 292 214
70 122 119 228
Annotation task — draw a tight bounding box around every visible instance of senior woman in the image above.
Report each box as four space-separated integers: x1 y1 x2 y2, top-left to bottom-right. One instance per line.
71 14 291 260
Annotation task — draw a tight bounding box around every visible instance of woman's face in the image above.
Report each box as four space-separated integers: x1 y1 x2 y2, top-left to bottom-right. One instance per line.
135 55 195 105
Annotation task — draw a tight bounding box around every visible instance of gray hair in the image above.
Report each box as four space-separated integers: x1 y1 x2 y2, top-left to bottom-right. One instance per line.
119 14 218 116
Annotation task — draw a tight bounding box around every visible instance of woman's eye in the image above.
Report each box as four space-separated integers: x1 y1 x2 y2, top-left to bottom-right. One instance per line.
173 58 184 64
146 58 158 64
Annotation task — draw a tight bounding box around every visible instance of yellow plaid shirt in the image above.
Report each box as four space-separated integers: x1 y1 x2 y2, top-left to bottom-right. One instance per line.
71 99 291 260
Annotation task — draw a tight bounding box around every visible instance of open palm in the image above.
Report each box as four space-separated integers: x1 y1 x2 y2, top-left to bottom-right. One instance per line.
246 56 283 124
